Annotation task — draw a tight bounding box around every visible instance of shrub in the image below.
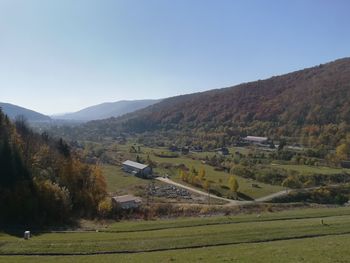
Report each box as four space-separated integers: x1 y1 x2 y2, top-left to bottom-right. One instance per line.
97 198 113 217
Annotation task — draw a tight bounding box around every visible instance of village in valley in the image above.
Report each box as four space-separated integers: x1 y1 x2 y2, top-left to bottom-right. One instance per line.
102 134 350 211
1 1 350 262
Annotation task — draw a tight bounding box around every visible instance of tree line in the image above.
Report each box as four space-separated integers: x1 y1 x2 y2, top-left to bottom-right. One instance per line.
0 110 107 225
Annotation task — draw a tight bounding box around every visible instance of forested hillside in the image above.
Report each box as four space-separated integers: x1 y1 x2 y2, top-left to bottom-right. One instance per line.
0 102 51 122
0 110 107 225
65 58 349 148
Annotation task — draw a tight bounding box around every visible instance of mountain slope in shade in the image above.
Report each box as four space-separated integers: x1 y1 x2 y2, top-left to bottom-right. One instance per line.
79 57 350 147
54 99 160 121
0 102 51 122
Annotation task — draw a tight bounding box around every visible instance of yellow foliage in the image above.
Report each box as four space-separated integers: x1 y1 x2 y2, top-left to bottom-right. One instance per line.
228 175 239 193
97 198 113 217
336 143 350 160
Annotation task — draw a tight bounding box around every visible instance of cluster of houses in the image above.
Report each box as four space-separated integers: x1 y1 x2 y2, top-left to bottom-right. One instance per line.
168 136 273 157
169 145 202 154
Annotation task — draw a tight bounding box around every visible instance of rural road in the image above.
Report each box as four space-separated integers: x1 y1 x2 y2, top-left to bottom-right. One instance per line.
155 177 250 205
154 177 317 205
255 189 292 202
255 184 344 202
155 177 343 205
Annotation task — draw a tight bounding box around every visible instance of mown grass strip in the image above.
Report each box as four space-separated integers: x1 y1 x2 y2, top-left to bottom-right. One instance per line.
1 215 350 254
1 231 350 256
105 206 350 232
2 233 350 263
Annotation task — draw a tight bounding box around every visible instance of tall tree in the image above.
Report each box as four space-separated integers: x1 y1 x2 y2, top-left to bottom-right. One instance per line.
228 175 239 199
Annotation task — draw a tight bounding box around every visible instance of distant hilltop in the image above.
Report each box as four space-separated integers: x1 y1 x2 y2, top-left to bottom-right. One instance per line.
52 99 161 122
0 102 51 122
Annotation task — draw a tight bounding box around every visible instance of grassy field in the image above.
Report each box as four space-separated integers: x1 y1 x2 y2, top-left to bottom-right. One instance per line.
1 207 350 262
105 206 350 232
102 164 149 193
271 164 350 175
102 164 217 203
2 234 350 262
122 145 284 199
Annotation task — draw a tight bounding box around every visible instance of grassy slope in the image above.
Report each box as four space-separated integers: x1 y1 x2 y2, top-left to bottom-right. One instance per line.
2 234 350 263
1 207 350 255
105 206 350 232
271 164 350 175
102 165 149 193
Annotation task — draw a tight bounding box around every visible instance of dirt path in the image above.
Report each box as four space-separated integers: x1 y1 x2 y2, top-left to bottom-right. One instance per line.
255 184 344 202
155 178 343 205
156 177 294 204
255 189 291 202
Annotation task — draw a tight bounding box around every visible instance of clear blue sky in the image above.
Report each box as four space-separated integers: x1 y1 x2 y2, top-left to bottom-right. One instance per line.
1 0 349 114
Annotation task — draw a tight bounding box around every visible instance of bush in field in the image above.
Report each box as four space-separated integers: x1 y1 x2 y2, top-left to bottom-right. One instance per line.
282 175 303 189
98 198 113 217
256 168 287 185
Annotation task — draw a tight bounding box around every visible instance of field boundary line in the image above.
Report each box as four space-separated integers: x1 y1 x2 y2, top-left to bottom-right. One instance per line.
3 212 350 235
101 213 350 233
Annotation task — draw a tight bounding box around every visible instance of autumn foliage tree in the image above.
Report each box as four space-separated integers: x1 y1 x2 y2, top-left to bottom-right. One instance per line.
0 109 107 225
228 175 239 199
336 142 350 161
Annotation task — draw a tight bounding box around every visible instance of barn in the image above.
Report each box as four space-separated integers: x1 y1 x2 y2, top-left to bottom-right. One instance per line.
122 160 152 178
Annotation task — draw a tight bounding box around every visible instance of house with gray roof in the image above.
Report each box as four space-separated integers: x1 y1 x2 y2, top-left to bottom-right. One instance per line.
122 160 152 178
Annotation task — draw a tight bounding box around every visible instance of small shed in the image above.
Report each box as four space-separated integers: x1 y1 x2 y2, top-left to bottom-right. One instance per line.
112 195 142 209
122 160 152 178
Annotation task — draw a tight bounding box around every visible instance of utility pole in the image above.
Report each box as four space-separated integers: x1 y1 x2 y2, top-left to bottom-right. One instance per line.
146 182 150 206
208 187 210 205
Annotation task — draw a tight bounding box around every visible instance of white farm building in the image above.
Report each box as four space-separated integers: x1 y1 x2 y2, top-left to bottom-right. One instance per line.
122 160 152 178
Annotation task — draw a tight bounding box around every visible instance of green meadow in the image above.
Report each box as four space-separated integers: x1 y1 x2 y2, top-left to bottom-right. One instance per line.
1 207 350 262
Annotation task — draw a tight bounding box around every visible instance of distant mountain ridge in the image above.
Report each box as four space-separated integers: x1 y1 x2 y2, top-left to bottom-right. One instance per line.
0 102 51 122
54 99 160 121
